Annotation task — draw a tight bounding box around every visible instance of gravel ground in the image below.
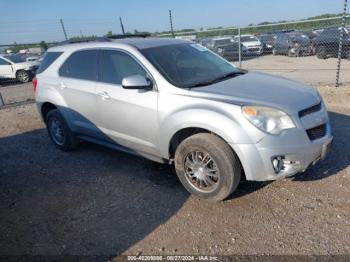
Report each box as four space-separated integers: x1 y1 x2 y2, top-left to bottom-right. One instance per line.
0 81 34 105
0 84 349 258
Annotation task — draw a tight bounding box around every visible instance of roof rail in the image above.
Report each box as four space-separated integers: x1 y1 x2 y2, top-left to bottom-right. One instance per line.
56 37 111 46
106 33 151 39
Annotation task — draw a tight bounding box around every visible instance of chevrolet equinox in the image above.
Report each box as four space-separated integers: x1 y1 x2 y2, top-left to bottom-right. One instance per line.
34 38 333 201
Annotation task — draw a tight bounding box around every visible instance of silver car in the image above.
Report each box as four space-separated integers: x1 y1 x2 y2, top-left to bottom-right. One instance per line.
34 38 333 201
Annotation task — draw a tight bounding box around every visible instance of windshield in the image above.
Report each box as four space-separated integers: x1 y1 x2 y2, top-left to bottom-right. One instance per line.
4 54 26 63
141 43 241 88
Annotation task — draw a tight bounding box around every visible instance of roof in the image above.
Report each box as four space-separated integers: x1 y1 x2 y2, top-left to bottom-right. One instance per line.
49 37 189 52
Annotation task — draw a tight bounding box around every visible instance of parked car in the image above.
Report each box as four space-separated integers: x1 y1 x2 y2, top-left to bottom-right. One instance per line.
272 32 312 57
34 38 332 201
313 27 350 59
233 34 263 55
256 33 275 53
25 56 41 62
206 36 233 50
202 36 246 61
300 30 322 54
0 54 39 82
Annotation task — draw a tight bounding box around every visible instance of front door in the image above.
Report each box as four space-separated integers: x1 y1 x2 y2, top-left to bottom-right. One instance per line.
0 58 13 78
96 49 159 155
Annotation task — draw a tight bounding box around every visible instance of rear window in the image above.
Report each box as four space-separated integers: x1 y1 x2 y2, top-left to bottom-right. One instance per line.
59 50 98 81
36 52 62 74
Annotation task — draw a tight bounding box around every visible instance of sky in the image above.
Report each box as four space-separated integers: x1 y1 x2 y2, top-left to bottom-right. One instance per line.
0 0 346 44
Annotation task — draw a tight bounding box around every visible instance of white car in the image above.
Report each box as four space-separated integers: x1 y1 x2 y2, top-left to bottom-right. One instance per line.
0 54 39 82
233 34 263 55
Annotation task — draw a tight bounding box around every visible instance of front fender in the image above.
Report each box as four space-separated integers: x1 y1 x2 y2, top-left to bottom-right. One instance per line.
157 108 258 158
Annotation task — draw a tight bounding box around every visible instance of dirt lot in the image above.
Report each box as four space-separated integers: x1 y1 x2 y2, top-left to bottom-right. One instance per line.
0 84 350 259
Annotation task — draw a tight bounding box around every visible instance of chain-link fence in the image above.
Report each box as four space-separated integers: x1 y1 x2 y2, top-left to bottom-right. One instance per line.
169 13 350 86
0 1 349 108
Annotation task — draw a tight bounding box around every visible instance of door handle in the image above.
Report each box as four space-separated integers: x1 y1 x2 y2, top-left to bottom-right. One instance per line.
60 82 67 90
98 91 111 100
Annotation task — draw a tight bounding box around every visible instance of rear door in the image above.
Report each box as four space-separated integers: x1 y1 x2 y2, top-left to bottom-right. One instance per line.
58 49 101 137
95 49 159 155
0 57 14 78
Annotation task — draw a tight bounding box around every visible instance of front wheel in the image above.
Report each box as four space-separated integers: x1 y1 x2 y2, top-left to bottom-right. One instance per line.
16 70 30 83
174 133 241 201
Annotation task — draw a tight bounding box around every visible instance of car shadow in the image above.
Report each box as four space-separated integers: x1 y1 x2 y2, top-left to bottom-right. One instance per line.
292 111 350 181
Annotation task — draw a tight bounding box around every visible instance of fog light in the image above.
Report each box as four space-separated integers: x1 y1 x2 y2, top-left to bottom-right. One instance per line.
272 156 284 174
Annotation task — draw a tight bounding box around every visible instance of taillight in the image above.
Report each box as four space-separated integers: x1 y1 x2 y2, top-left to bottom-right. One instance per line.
32 77 38 92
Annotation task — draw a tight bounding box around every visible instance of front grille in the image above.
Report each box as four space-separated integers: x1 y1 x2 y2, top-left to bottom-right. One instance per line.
306 124 327 140
299 102 322 118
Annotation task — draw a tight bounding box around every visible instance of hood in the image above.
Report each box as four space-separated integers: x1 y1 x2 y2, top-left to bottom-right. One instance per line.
188 72 320 115
242 41 262 47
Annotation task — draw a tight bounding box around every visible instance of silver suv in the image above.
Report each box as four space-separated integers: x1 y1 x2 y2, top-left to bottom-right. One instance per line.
34 38 333 201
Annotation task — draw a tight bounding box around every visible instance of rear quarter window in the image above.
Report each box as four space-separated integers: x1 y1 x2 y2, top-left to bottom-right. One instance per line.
58 50 98 81
36 52 62 74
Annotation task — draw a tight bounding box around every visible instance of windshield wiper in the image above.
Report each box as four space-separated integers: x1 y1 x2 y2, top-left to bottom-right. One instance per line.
186 71 244 88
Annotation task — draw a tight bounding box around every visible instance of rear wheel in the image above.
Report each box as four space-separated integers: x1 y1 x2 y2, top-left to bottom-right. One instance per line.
16 70 30 83
174 133 241 201
45 109 79 151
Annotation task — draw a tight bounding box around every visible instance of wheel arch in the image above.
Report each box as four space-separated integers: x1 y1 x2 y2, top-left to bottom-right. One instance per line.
158 109 254 160
167 126 247 181
41 102 58 120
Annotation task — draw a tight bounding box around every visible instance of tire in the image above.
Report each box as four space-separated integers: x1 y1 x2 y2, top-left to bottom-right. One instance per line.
316 46 327 59
45 109 79 151
174 133 241 201
16 70 31 83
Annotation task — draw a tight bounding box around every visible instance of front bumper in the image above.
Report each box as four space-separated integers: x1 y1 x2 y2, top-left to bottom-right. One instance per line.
230 122 333 181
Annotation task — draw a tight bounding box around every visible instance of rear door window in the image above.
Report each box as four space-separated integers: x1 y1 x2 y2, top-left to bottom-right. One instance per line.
36 52 62 74
59 50 98 81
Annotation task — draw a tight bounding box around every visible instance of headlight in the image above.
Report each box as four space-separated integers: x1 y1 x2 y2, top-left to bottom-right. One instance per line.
217 48 223 53
242 106 295 135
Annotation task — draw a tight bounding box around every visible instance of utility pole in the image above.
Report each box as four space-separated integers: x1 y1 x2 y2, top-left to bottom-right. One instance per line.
336 0 348 87
120 17 125 35
169 10 175 38
60 18 68 40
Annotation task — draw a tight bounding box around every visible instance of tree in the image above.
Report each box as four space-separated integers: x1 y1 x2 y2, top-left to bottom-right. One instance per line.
40 40 48 51
106 31 113 37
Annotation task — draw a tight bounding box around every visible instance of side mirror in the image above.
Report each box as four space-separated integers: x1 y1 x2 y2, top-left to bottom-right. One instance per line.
122 75 153 90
